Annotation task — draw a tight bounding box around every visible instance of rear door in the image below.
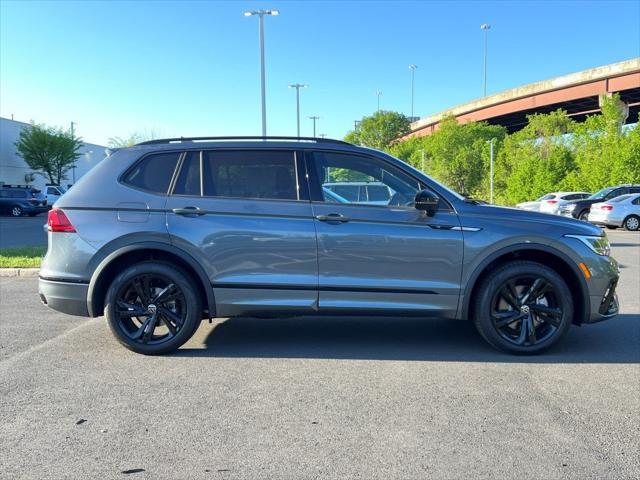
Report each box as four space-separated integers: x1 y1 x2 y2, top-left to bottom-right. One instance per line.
165 149 318 317
306 150 464 317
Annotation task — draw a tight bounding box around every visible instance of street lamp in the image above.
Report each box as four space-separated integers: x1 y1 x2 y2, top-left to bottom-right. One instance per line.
408 64 418 119
375 90 383 112
308 116 320 137
488 138 496 204
288 83 308 137
480 23 490 97
70 121 77 183
244 9 279 136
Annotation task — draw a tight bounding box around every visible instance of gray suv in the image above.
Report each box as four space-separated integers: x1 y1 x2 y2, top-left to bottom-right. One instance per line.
39 137 620 355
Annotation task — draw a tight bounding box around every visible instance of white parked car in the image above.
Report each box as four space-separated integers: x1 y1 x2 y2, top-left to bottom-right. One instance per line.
539 192 591 215
516 192 589 213
45 185 67 205
588 193 640 231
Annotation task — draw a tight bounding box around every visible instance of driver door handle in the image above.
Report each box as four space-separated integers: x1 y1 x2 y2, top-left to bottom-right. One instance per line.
315 213 350 223
172 206 205 216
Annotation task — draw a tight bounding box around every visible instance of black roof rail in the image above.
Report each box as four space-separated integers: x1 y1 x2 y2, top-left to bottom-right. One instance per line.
135 136 352 146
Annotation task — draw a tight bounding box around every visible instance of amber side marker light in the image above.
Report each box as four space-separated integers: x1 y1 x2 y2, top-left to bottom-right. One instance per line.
578 262 591 280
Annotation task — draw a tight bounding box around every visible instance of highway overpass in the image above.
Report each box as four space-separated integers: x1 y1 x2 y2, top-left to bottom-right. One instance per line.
403 58 640 138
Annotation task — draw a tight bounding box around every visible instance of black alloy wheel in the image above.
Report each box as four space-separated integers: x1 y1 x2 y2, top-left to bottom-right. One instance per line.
105 262 202 355
473 261 573 354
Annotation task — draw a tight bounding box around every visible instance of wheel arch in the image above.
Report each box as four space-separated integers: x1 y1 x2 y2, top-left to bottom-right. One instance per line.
461 244 589 325
87 242 215 319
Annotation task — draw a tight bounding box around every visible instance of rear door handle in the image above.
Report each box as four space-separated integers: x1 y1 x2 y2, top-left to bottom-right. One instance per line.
172 206 205 216
315 213 350 223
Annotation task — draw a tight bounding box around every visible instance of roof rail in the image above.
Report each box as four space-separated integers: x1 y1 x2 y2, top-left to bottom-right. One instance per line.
135 136 352 146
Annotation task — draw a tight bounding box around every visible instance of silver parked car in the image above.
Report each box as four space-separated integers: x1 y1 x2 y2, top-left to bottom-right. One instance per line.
588 194 640 231
39 136 620 356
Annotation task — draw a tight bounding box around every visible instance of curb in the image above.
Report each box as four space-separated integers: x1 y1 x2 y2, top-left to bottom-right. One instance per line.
0 268 40 278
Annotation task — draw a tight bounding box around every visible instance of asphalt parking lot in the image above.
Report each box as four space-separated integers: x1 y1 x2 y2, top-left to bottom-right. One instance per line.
0 231 638 479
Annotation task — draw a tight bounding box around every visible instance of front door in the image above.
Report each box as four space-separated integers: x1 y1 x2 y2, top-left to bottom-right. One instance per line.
307 150 464 318
165 149 318 317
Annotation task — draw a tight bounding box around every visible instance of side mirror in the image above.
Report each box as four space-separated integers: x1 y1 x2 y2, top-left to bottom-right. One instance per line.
414 189 439 217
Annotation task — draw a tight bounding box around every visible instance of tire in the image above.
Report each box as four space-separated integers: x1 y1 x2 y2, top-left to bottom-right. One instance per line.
623 215 640 232
10 205 23 217
105 261 202 355
472 261 573 355
578 210 589 221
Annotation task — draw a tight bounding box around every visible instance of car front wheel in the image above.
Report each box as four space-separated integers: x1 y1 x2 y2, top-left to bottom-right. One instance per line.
473 261 573 354
105 261 202 355
578 210 589 221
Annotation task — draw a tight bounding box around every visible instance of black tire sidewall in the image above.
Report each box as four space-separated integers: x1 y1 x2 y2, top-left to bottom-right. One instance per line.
105 262 202 355
578 210 589 221
473 261 573 355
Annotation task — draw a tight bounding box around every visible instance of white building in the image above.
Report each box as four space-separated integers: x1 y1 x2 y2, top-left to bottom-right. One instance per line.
0 117 107 190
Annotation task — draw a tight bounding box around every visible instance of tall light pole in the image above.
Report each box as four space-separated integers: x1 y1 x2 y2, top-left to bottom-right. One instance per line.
408 64 417 119
488 138 496 204
244 9 279 136
70 121 77 184
375 90 383 112
308 116 320 137
480 23 490 97
288 83 308 137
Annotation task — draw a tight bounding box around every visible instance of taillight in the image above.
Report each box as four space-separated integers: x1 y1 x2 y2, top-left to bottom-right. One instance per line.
547 200 558 204
47 208 76 232
601 205 613 211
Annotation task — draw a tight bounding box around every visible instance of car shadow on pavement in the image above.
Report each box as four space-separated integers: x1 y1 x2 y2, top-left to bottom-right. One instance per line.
174 314 640 363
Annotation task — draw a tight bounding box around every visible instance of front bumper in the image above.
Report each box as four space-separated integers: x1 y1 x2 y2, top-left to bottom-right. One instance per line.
38 277 90 317
584 278 619 324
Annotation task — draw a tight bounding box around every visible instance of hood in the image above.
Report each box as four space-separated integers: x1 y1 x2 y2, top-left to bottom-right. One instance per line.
463 203 603 236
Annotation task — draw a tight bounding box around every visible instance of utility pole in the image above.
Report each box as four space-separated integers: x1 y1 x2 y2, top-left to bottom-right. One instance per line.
244 9 279 136
408 64 417 119
375 90 383 112
480 23 491 97
308 116 320 137
288 83 308 137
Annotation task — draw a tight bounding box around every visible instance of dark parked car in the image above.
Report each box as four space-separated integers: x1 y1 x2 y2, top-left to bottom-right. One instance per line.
0 185 48 217
39 137 619 356
559 185 640 221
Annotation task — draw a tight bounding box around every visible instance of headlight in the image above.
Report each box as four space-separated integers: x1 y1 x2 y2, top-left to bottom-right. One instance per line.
564 204 577 211
565 234 610 256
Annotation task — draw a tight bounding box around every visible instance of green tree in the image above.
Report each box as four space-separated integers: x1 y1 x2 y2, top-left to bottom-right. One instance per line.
15 123 83 185
107 130 159 148
388 116 506 198
566 94 640 190
345 111 411 150
496 109 576 205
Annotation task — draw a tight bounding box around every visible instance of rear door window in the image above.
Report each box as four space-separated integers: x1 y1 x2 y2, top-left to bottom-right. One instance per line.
123 152 181 194
173 152 201 196
202 150 298 200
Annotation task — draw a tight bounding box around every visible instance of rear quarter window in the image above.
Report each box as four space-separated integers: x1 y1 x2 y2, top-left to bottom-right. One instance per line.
123 152 181 194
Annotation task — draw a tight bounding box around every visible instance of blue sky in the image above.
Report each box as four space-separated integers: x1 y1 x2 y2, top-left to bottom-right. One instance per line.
1 0 639 145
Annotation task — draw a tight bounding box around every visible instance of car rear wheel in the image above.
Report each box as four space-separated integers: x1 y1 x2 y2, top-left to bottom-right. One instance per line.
473 261 573 354
105 262 202 355
11 205 23 217
623 215 639 231
578 210 589 221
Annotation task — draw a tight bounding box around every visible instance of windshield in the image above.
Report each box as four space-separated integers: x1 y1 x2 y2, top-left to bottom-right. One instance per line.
537 194 555 201
589 187 614 200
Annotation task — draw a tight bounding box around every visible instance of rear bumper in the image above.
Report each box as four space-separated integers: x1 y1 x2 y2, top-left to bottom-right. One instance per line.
38 277 90 317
